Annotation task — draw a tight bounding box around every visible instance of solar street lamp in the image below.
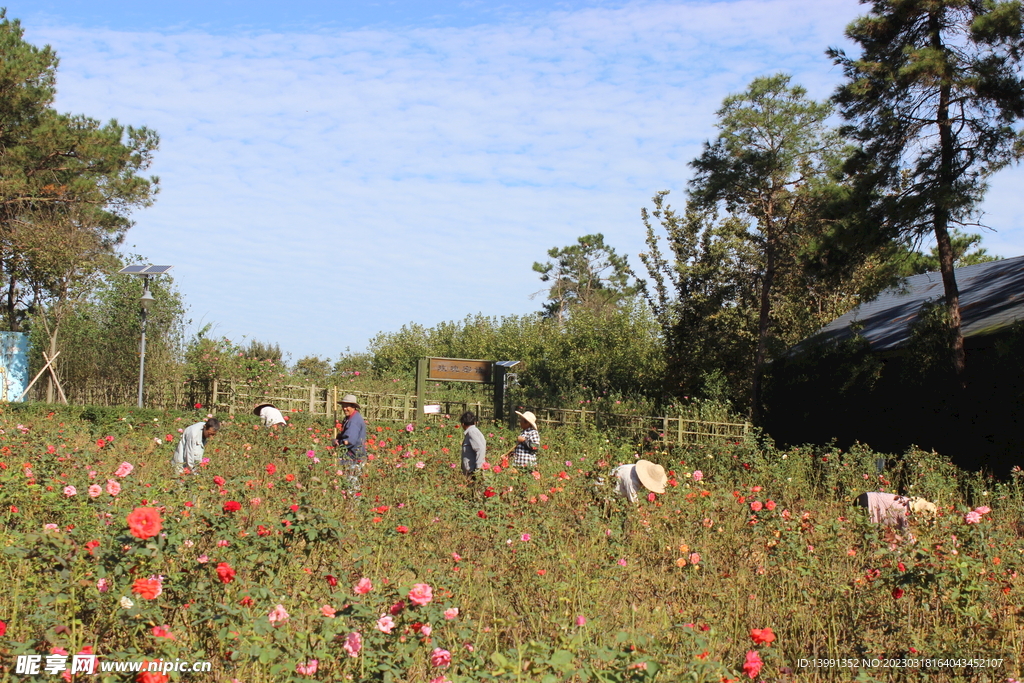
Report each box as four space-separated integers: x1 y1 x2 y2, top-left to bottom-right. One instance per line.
117 265 173 408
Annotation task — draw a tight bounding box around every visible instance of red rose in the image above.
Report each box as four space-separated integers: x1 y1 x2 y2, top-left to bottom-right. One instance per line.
326 575 338 587
213 476 226 486
477 511 487 519
396 525 409 534
266 464 277 475
127 507 162 540
223 501 242 512
216 562 236 583
132 577 162 600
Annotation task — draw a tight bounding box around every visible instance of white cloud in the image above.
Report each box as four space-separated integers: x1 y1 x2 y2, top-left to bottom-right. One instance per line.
17 0 1023 361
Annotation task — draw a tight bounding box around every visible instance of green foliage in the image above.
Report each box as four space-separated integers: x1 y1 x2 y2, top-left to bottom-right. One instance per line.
292 355 332 383
686 73 847 416
635 193 759 406
0 10 159 334
532 233 636 322
366 304 666 404
829 0 1024 375
184 329 288 392
891 230 1000 277
27 261 187 398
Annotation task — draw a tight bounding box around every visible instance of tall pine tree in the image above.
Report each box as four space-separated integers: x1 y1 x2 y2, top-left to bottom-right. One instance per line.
829 0 1024 379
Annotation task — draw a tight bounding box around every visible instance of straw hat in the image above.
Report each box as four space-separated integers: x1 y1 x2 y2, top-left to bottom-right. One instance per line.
909 497 937 515
339 394 360 409
635 459 667 494
515 410 538 429
252 403 275 416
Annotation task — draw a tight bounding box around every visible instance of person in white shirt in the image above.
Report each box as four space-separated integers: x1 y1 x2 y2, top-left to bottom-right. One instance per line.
253 403 287 427
172 418 220 475
609 459 667 503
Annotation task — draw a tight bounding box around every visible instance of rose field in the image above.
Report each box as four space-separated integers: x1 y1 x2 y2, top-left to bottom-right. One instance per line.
0 403 1022 683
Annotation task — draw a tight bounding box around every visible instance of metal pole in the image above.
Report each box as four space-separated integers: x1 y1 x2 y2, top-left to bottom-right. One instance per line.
137 307 148 408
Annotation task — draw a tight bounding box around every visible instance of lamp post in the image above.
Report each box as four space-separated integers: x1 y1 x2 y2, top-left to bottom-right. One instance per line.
117 265 173 409
137 278 154 408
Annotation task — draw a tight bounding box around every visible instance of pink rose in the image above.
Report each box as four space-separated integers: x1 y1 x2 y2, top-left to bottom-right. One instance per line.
88 484 102 497
105 479 121 496
63 486 77 497
268 604 289 624
430 648 451 667
353 577 373 595
295 660 318 676
444 607 459 620
376 615 395 633
692 470 703 482
115 462 134 478
343 631 362 658
408 583 433 606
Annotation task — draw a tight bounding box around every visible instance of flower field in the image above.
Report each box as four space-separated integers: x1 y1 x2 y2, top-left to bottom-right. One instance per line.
1 403 1022 682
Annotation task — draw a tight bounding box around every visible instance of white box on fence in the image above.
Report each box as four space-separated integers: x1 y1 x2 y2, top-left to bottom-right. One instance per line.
423 404 442 414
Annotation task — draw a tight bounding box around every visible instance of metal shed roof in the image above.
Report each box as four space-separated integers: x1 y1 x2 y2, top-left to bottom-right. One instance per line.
798 255 1024 353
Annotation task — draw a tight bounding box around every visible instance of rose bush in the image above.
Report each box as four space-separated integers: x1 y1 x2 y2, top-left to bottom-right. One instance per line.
0 403 1020 681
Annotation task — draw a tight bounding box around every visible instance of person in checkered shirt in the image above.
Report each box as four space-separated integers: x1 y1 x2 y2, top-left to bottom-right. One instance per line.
511 410 540 467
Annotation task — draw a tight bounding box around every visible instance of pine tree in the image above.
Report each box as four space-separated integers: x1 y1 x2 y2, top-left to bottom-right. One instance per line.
829 0 1024 378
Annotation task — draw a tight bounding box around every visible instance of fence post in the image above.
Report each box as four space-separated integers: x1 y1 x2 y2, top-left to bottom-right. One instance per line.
211 379 218 413
415 358 427 425
308 383 316 414
229 380 236 417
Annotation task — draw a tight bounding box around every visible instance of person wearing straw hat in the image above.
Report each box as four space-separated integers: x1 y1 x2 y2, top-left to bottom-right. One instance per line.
505 410 540 468
854 491 937 529
609 459 667 503
253 402 287 428
333 394 367 490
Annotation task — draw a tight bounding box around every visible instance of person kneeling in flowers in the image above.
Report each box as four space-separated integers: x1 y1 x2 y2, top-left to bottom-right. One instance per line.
253 402 287 428
853 492 936 530
172 417 220 475
591 459 667 529
607 459 667 503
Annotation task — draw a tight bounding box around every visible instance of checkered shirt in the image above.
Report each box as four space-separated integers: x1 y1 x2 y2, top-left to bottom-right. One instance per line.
511 428 540 467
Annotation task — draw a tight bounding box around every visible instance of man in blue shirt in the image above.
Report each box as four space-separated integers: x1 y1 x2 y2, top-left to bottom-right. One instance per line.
334 394 366 491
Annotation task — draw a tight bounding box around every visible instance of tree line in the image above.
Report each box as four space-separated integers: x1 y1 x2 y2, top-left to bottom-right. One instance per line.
4 3 1023 421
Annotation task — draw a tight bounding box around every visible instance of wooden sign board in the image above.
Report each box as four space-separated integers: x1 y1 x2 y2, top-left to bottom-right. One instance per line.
428 358 492 383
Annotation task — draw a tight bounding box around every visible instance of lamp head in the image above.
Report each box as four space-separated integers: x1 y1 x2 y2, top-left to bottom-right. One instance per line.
140 287 155 311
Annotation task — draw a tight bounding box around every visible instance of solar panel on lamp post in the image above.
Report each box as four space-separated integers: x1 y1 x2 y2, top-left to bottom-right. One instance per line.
117 265 173 409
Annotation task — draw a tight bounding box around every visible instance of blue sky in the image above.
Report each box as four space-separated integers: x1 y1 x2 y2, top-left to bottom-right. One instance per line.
8 1 1024 364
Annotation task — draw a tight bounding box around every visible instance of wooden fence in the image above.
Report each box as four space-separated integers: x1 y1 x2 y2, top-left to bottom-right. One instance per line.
531 406 749 445
26 379 749 448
